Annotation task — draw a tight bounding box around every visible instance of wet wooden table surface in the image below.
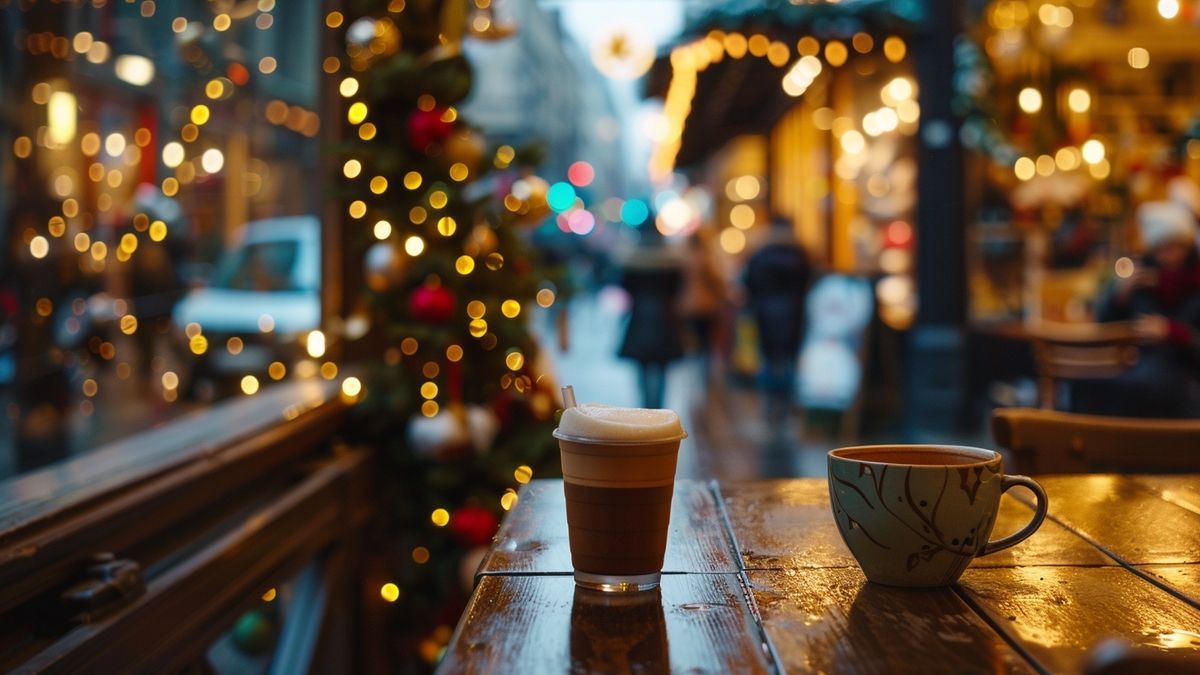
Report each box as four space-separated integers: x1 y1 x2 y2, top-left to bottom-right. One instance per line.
440 477 1200 673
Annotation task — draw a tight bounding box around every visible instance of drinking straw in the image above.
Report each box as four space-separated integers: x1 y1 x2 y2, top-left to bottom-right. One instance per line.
561 385 578 409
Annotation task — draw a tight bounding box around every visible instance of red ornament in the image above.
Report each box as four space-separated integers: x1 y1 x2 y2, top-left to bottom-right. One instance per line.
408 108 454 151
449 506 499 547
409 285 456 324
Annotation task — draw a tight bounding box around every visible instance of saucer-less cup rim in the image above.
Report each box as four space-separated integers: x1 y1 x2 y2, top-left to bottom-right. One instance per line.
829 443 999 467
553 429 688 445
827 442 1049 579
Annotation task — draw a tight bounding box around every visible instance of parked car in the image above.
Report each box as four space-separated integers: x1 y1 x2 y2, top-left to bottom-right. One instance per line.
172 216 320 396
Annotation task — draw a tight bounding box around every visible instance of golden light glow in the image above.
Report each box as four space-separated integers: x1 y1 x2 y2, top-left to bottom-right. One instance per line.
189 334 208 354
436 216 457 236
262 588 277 602
320 362 338 379
119 316 139 337
455 256 475 274
1067 88 1091 113
401 337 419 355
1055 146 1080 171
421 401 439 417
306 330 326 358
373 220 392 240
370 176 388 194
347 102 368 125
824 40 848 67
500 491 518 511
431 508 450 527
405 236 425 256
339 77 359 98
449 163 469 181
1081 139 1105 164
1159 0 1181 19
83 379 98 397
48 92 77 145
380 583 400 602
240 375 260 395
359 123 377 140
1115 256 1135 278
422 362 440 378
1017 87 1042 113
446 345 464 361
162 142 185 168
213 13 231 31
13 136 32 158
730 204 755 229
514 465 532 484
227 337 244 355
467 301 486 319
259 57 277 74
719 227 746 254
469 319 488 337
149 220 168 241
325 11 344 28
420 382 439 399
341 376 362 398
349 200 367 219
191 105 210 125
29 236 49 259
1127 47 1149 69
201 148 224 173
162 371 179 390
268 361 286 380
343 159 362 178
536 289 556 308
797 36 819 57
883 36 906 63
505 351 525 371
404 171 423 190
1035 154 1055 176
501 300 520 318
429 191 448 209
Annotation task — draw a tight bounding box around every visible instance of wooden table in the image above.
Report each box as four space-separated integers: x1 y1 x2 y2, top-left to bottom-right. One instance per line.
439 477 1200 673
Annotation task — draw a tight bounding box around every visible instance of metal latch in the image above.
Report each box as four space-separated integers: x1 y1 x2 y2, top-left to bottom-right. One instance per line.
59 552 145 624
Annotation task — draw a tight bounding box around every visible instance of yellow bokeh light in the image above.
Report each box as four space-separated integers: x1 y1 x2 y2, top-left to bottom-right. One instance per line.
431 508 450 527
469 319 488 337
719 227 746 255
501 300 520 318
446 344 463 362
119 315 138 335
536 289 555 308
205 79 225 99
420 381 439 399
883 36 906 62
405 236 425 256
1014 156 1036 181
259 57 277 74
343 159 362 178
191 104 210 125
29 236 49 259
268 361 287 380
349 200 367 219
410 207 428 225
455 256 475 275
373 220 392 240
1127 47 1149 69
467 300 486 319
326 11 344 28
505 351 525 371
82 379 98 397
1035 154 1055 176
190 334 208 355
149 220 168 241
347 102 368 125
262 588 276 602
320 361 338 379
120 233 138 253
380 583 400 603
403 172 423 190
421 400 439 417
401 337 419 355
213 13 231 31
500 492 518 511
422 362 440 378
514 465 532 484
341 376 363 398
730 204 755 229
1017 87 1042 114
227 336 244 355
824 40 848 67
339 77 359 98
449 163 469 181
1067 88 1091 113
437 216 457 236
370 176 388 194
429 191 448 210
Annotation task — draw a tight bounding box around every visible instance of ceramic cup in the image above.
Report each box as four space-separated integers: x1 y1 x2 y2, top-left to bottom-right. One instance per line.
827 444 1048 587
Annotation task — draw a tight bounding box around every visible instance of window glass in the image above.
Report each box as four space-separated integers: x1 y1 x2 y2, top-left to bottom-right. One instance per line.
0 1 322 478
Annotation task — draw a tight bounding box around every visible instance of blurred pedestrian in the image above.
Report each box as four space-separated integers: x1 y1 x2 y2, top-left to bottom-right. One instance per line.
1090 201 1200 416
678 230 729 380
744 217 811 427
618 225 684 409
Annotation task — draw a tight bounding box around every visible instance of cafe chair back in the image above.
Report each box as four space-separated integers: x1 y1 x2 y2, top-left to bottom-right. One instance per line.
992 407 1200 474
1028 321 1140 410
1083 638 1200 675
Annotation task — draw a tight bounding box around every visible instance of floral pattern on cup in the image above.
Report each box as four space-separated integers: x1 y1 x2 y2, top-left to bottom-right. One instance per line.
828 445 1048 588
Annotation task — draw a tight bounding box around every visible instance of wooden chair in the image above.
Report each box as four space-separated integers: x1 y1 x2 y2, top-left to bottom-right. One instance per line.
1027 320 1140 410
992 407 1200 474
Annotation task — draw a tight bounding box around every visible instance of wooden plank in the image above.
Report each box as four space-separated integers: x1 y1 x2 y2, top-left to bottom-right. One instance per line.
1029 475 1200 565
437 574 773 674
958 566 1200 673
1129 475 1200 517
478 480 738 575
1135 565 1200 608
721 479 1110 570
747 568 1036 674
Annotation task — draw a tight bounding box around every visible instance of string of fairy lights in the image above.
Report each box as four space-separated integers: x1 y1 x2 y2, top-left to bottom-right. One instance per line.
9 0 361 416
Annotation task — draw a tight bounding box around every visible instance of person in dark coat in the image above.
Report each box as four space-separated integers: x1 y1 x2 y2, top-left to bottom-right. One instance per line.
744 217 812 426
1088 201 1200 417
618 225 684 409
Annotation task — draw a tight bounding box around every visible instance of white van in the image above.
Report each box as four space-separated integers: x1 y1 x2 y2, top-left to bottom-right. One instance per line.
172 216 320 393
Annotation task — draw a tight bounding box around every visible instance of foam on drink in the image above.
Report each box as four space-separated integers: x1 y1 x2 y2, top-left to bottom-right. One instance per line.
557 404 683 442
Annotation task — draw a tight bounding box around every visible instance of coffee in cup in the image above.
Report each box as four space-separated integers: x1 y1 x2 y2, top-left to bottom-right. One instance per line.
827 444 1047 587
554 404 685 592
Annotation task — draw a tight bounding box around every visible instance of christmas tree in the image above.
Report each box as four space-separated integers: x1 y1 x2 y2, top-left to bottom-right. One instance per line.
331 0 563 668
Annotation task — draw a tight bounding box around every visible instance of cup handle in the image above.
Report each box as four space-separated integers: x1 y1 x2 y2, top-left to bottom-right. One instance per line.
978 475 1048 557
